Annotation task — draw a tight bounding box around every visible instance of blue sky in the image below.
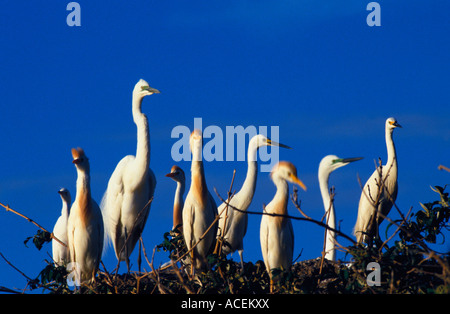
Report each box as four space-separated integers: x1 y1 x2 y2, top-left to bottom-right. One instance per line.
0 1 449 291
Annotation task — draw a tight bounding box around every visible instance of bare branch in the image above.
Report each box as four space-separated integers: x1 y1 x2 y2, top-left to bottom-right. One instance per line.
215 189 357 245
0 202 67 248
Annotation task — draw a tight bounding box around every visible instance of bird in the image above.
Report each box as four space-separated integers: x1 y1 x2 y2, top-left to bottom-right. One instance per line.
67 148 104 284
183 129 218 273
101 79 159 270
165 165 186 233
318 155 362 261
52 188 72 266
216 134 290 269
354 117 401 244
260 161 307 291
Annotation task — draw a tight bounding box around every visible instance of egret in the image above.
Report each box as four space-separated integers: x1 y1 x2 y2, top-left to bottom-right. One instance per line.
101 79 159 270
183 129 218 273
166 165 186 233
318 155 362 261
354 117 401 244
52 188 72 266
260 161 306 291
217 134 290 269
67 148 104 283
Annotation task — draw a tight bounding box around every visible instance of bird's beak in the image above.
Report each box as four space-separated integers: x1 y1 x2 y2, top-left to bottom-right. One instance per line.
143 86 160 94
341 157 364 164
267 139 291 149
165 172 175 178
72 158 81 165
291 175 307 191
390 121 402 128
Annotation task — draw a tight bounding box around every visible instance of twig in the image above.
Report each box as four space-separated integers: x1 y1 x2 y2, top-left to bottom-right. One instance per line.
114 197 153 276
438 165 450 173
318 187 336 278
214 169 236 256
290 187 311 219
216 190 357 245
0 202 67 248
0 252 33 283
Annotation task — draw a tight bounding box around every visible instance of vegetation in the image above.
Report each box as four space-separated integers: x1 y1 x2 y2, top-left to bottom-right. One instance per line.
0 184 449 294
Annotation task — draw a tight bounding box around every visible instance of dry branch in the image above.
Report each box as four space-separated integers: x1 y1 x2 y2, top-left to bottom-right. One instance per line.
0 201 67 247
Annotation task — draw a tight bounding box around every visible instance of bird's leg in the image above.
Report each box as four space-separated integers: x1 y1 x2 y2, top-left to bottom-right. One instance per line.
123 227 131 274
138 237 142 273
238 250 245 273
190 251 195 279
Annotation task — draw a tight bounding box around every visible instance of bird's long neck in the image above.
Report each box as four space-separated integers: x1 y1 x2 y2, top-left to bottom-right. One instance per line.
61 200 70 219
235 140 259 209
385 128 397 171
132 94 150 178
268 176 289 216
191 145 208 206
318 170 336 261
173 181 185 230
75 168 92 226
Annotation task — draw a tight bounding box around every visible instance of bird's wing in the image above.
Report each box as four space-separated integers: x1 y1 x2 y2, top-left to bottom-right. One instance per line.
206 191 218 254
148 168 157 198
101 155 134 245
260 215 269 270
282 219 294 267
92 200 104 262
182 195 195 249
139 168 157 229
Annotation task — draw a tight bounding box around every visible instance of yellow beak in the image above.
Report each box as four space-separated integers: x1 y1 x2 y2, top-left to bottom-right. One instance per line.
291 175 307 191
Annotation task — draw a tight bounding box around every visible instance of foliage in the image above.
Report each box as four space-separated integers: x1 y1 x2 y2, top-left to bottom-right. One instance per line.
2 186 449 294
23 230 52 251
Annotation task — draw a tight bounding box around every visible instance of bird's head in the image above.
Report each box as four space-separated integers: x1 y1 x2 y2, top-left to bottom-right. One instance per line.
319 155 363 174
133 79 160 98
166 165 186 183
386 117 402 131
271 161 307 191
190 129 203 149
253 134 291 150
71 147 89 170
58 188 71 204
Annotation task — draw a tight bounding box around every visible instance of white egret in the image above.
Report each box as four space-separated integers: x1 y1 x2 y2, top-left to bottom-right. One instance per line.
217 134 290 269
67 148 104 283
183 129 218 272
260 161 306 291
165 165 186 233
318 155 362 261
354 117 401 243
101 79 159 269
52 188 72 266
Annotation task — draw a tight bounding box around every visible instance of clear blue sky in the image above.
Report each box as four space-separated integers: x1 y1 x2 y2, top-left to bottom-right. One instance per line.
0 1 449 291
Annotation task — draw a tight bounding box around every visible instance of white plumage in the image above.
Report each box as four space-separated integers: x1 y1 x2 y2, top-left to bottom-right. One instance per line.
217 134 290 268
354 117 401 243
318 155 362 261
183 129 218 272
166 165 186 233
52 188 71 266
260 161 306 291
67 148 104 283
101 79 159 269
